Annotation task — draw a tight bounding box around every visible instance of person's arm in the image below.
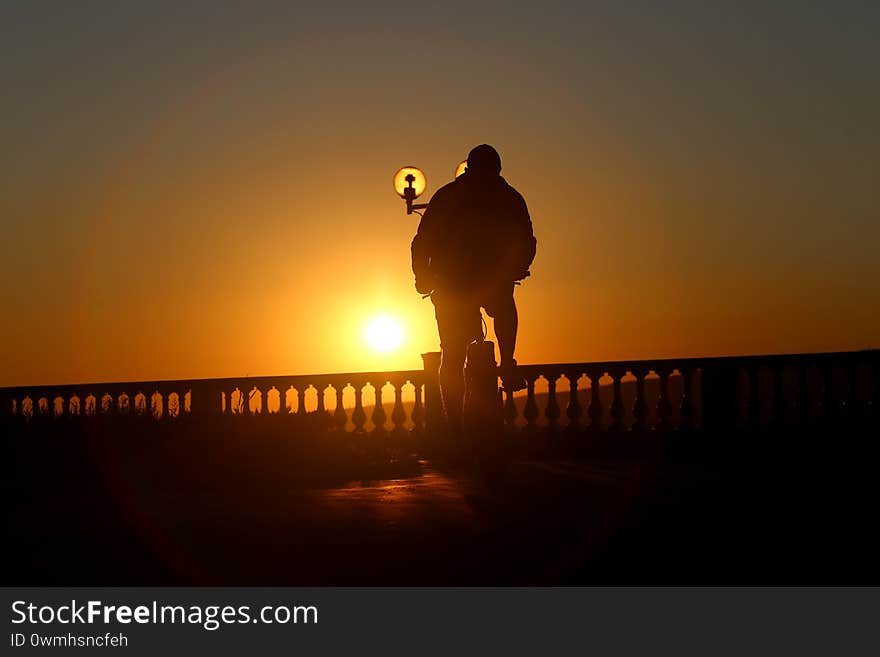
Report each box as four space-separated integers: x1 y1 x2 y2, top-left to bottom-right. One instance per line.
510 191 536 280
410 190 445 293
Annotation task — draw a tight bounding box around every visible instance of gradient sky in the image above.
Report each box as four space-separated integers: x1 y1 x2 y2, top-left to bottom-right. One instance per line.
2 1 878 386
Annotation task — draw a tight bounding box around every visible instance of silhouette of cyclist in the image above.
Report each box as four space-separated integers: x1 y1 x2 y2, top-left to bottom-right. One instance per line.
411 144 536 433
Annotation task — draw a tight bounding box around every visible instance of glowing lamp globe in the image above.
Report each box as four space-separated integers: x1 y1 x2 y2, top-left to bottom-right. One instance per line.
393 166 427 199
454 160 467 179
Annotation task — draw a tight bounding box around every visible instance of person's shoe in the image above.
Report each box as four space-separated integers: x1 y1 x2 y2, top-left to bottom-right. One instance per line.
500 360 527 393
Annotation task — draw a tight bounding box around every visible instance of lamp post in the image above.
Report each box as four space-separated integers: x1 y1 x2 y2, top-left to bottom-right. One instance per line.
393 166 428 215
392 160 469 215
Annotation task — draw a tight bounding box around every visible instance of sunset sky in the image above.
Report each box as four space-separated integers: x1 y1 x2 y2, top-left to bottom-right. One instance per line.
2 1 878 387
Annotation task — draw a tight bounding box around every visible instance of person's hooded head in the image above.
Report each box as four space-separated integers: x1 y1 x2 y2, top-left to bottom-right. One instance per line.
465 144 502 178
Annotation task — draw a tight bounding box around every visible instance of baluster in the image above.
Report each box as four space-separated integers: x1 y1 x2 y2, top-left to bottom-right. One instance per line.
845 360 866 424
351 384 367 433
316 384 326 417
657 371 672 431
565 372 582 432
264 387 273 414
609 369 625 432
844 363 858 424
680 368 693 431
334 385 348 432
745 367 759 428
798 366 810 425
184 385 202 415
858 361 874 422
545 374 561 431
411 381 425 435
633 370 649 431
822 363 835 424
871 359 879 420
372 381 387 436
588 370 604 432
391 380 407 437
771 366 786 427
256 387 264 414
523 376 539 432
295 387 305 416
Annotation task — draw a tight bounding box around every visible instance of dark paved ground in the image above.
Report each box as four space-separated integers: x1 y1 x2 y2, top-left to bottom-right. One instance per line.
5 423 880 584
9 457 648 584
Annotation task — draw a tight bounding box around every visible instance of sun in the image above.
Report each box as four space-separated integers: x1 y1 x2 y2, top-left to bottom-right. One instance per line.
364 315 404 353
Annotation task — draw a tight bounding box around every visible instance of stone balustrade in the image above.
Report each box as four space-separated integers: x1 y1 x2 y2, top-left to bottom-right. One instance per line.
0 370 427 437
2 350 876 437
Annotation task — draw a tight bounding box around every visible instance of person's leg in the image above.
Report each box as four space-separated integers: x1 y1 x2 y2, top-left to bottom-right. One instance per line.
493 297 518 368
485 283 518 367
439 342 467 434
433 292 481 433
484 283 525 391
